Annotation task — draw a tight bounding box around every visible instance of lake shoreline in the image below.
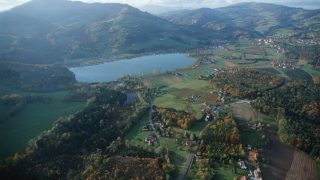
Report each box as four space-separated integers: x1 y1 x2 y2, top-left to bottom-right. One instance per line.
64 49 187 68
69 53 196 83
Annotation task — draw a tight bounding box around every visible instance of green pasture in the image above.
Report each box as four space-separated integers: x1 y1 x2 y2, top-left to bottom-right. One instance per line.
0 90 85 158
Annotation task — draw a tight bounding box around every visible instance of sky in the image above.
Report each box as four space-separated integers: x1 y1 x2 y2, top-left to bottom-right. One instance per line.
0 0 320 11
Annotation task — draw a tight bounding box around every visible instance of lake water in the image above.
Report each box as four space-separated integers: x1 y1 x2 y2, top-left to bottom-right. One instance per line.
69 53 195 82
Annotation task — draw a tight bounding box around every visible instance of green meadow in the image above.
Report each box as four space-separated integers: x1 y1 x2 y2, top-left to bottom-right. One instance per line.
0 90 85 158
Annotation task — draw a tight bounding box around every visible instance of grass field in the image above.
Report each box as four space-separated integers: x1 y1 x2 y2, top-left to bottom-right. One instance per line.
0 90 86 158
231 102 277 126
149 67 216 119
212 39 284 70
214 166 237 180
303 64 320 77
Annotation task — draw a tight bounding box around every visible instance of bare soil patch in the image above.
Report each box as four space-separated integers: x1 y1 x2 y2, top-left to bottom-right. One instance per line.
286 149 318 180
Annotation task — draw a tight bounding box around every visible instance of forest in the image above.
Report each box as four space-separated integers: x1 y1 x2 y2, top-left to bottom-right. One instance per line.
210 69 284 99
251 81 320 159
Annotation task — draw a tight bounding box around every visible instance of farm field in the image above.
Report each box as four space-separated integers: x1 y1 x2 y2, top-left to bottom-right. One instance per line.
285 149 318 180
148 65 218 119
231 102 318 180
231 102 277 127
212 39 282 69
0 90 86 158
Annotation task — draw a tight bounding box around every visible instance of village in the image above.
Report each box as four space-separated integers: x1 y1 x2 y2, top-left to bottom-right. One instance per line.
123 36 319 179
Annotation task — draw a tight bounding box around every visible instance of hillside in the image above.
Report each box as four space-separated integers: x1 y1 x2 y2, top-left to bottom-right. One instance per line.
0 0 200 64
0 62 75 91
0 1 319 65
163 2 320 37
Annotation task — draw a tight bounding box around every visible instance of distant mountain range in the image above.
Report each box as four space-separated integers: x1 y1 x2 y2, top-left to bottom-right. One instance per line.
163 2 320 37
0 0 319 65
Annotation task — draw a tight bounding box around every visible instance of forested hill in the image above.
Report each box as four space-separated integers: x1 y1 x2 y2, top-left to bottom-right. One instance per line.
0 0 200 64
0 62 75 91
163 2 320 37
0 1 319 65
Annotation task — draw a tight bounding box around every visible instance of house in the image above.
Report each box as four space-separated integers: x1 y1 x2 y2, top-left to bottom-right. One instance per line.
254 167 262 180
205 114 211 122
248 151 259 162
238 160 247 169
145 134 157 145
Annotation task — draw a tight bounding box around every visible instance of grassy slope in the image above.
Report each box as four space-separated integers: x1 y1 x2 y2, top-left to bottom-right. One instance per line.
0 90 85 158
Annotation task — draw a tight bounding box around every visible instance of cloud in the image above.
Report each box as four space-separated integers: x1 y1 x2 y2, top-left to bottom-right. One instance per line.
0 0 31 11
0 0 319 11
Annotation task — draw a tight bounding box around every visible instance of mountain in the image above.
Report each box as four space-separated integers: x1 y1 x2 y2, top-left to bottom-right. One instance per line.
163 2 320 37
0 0 200 64
0 1 319 65
218 2 320 35
162 8 256 40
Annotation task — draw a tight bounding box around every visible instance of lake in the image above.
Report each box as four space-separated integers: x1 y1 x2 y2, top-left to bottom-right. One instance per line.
69 53 195 82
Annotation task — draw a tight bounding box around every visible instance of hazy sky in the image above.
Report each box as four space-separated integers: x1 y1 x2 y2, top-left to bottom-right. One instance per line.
1 0 320 11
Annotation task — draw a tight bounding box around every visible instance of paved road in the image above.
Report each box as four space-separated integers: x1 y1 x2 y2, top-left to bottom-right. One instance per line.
177 153 195 180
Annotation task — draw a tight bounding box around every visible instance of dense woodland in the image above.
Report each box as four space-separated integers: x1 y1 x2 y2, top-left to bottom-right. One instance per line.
0 87 173 179
251 82 320 159
210 69 284 99
0 63 75 92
